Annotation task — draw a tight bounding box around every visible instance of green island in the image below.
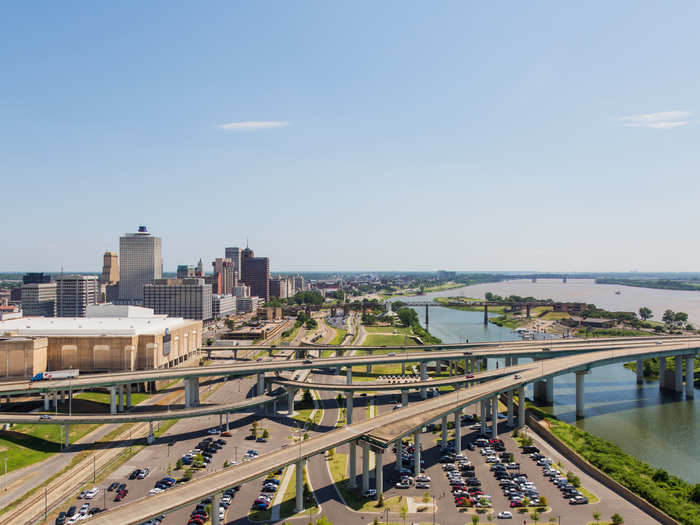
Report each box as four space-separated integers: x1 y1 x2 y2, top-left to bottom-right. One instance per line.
526 406 700 525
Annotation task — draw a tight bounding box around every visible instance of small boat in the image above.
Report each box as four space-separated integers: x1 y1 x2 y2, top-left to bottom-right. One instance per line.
615 290 621 295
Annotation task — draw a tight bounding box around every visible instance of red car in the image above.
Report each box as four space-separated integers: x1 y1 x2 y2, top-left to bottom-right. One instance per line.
510 500 523 508
465 374 475 379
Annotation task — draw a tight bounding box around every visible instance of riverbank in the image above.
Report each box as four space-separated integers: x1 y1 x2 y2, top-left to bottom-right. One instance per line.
526 405 700 525
596 278 700 292
623 356 700 387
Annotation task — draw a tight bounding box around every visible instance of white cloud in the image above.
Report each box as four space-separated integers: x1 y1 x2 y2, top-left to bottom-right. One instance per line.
618 111 692 129
216 120 290 131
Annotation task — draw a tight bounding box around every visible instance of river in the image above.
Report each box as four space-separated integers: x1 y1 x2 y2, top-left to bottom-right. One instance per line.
401 281 700 484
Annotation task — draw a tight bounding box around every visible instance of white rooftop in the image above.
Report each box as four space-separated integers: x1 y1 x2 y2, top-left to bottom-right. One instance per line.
0 316 194 337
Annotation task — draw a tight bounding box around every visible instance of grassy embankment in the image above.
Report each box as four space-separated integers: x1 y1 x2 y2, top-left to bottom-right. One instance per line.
526 407 700 525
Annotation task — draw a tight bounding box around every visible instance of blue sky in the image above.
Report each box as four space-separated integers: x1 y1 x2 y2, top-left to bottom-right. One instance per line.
2 1 699 272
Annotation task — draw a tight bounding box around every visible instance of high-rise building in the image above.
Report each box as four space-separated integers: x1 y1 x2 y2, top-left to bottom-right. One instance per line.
212 258 235 295
21 282 57 317
212 294 236 319
144 278 212 320
56 275 99 317
176 265 196 279
23 273 52 284
196 258 204 277
240 247 270 302
101 252 119 283
269 277 288 299
293 275 305 295
224 247 241 280
118 226 162 304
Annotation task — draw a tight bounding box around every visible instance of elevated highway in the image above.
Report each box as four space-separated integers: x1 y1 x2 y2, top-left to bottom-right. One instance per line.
85 339 699 525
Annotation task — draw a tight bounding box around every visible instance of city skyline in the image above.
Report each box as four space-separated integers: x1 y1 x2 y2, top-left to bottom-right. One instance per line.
3 2 700 272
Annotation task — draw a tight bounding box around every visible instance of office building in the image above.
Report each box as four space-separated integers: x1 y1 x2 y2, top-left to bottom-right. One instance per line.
212 294 236 319
235 296 262 314
23 273 51 284
195 259 204 277
269 277 289 299
101 252 119 283
225 247 241 278
119 225 162 304
240 247 270 301
293 275 305 294
144 278 212 321
56 275 99 317
21 282 57 317
212 258 235 295
176 265 196 279
233 285 250 297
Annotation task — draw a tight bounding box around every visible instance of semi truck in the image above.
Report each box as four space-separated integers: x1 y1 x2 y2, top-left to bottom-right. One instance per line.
30 369 80 381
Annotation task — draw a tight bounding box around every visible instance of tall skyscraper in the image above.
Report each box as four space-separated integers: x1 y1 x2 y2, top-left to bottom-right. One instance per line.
241 247 270 301
225 247 241 281
56 275 98 317
118 225 162 304
212 258 235 295
101 252 119 284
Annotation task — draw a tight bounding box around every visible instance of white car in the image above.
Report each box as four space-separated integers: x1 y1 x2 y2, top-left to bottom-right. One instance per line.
363 488 377 498
208 428 219 435
79 503 90 515
84 487 99 499
497 511 513 519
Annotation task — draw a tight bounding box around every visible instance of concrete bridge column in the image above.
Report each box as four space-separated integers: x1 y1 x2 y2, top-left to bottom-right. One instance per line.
476 359 481 373
464 358 468 374
480 401 487 435
366 350 372 374
348 441 357 487
257 373 265 395
413 431 421 478
375 450 384 498
225 412 230 430
441 416 448 450
346 392 354 425
674 357 683 393
295 459 305 513
126 384 132 408
361 442 370 493
147 421 155 444
483 304 488 325
109 387 117 414
507 390 514 426
287 388 297 415
401 390 408 407
576 371 587 419
211 492 222 525
184 379 191 408
52 391 58 409
659 357 666 390
420 362 428 399
545 377 554 405
60 390 65 404
491 397 498 438
118 386 125 412
511 357 518 365
454 409 462 455
346 367 353 384
193 377 200 404
687 356 696 399
395 440 403 471
43 393 50 411
401 361 406 375
517 385 525 428
219 414 223 431
63 425 69 447
636 360 644 384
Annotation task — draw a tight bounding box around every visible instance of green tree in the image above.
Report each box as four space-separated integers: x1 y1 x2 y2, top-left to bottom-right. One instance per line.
530 509 540 524
538 495 547 507
302 389 313 403
400 502 408 525
675 311 689 324
262 428 270 438
611 513 624 525
662 309 676 326
692 484 700 504
397 307 419 327
206 338 213 346
175 458 183 470
593 508 601 524
377 494 384 507
638 307 652 321
652 468 669 482
471 515 480 525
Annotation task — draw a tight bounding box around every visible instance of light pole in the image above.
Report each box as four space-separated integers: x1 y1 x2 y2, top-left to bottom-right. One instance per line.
3 457 7 492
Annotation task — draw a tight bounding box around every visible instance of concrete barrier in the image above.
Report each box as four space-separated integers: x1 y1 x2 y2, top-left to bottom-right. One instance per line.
525 412 681 525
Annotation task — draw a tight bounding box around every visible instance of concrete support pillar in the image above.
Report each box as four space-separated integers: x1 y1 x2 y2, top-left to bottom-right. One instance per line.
507 390 514 426
109 387 117 414
63 425 69 447
348 441 357 487
491 396 498 438
454 409 462 454
517 385 525 428
512 357 518 365
193 377 200 404
401 390 408 407
575 371 586 419
687 356 695 399
126 384 132 408
60 390 65 404
420 362 428 399
287 388 296 415
441 416 448 450
395 440 403 471
257 373 265 395
375 449 384 497
480 400 487 435
366 362 371 374
52 391 57 409
347 392 354 425
295 459 305 513
545 376 554 405
636 359 644 385
659 358 666 390
117 385 124 412
402 361 406 375
413 431 421 478
346 367 353 385
43 393 50 411
476 359 481 373
211 492 222 525
219 414 223 431
225 412 229 430
361 442 370 493
675 357 683 393
147 421 155 444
